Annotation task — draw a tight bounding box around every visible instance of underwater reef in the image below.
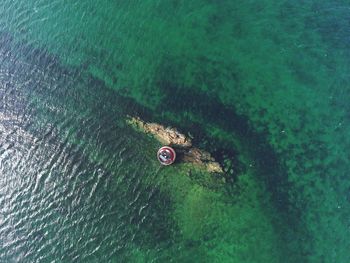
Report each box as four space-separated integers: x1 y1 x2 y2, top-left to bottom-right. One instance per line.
126 116 223 174
0 0 349 262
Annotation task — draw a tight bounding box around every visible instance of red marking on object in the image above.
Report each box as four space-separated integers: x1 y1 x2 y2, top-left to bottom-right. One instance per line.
157 146 176 165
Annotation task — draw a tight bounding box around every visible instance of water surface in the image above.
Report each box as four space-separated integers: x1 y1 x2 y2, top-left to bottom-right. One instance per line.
0 1 349 262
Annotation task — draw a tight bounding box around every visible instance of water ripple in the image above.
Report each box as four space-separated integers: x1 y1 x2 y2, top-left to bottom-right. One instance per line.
0 32 163 262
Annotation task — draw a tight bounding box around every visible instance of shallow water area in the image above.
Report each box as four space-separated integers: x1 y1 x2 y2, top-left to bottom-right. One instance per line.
1 1 350 262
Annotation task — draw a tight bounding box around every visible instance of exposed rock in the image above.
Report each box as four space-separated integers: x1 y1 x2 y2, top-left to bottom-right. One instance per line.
127 116 223 174
127 116 192 148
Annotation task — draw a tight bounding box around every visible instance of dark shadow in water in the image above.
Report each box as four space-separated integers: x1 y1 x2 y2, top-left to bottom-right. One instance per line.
156 82 292 206
154 81 307 257
0 30 179 260
0 29 307 260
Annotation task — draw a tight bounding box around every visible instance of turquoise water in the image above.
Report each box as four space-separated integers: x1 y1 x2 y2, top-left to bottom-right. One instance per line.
0 1 349 262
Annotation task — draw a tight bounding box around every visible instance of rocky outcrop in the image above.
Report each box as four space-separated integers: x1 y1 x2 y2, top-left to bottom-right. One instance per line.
127 116 223 173
127 116 192 148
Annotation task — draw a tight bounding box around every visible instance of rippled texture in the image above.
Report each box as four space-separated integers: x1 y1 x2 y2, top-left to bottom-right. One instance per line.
1 1 350 262
0 36 160 262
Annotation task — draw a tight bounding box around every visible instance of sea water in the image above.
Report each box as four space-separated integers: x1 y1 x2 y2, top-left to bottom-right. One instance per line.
0 1 349 262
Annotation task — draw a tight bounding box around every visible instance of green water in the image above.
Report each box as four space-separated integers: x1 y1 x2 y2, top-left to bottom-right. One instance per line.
0 1 349 262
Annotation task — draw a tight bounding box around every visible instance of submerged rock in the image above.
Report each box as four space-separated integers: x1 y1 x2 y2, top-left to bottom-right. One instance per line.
127 116 223 174
181 148 223 173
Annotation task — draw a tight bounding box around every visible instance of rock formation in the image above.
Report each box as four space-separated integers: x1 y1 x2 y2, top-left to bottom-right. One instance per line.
127 116 223 173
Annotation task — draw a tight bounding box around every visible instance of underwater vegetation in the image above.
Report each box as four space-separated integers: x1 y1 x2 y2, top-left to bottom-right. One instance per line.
0 0 350 262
